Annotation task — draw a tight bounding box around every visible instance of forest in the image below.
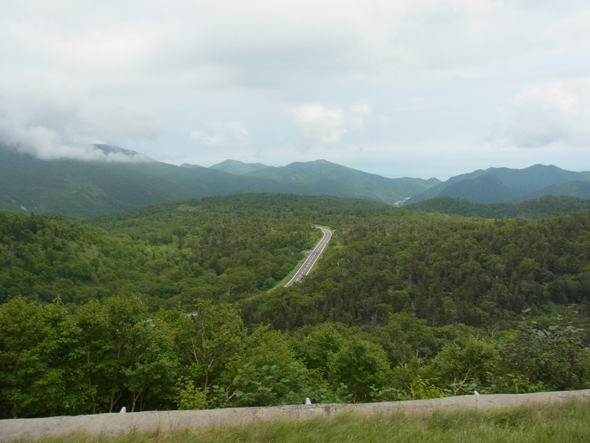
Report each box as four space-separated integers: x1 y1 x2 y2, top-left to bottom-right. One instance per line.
1 193 589 418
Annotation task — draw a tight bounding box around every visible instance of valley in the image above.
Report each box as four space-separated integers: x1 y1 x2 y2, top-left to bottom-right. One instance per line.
1 193 590 419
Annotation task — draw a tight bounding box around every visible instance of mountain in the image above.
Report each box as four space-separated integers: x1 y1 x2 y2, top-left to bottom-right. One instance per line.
0 146 436 217
438 174 520 204
522 180 590 201
245 159 436 206
0 145 298 217
406 164 590 205
208 159 270 175
0 147 190 216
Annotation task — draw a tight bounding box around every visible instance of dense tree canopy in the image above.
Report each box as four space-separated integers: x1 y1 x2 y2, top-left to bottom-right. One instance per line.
1 193 590 418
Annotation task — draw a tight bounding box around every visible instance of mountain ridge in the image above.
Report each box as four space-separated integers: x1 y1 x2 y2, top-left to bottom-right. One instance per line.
208 159 270 175
0 146 435 216
1 144 588 217
406 164 590 205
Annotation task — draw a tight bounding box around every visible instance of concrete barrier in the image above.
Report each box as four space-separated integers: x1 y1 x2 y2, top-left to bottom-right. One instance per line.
1 389 590 442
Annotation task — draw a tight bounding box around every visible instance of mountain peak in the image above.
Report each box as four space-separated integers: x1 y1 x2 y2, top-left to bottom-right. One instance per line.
93 144 152 162
210 159 270 175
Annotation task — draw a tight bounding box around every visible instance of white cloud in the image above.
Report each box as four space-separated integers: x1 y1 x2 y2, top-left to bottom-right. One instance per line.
292 104 346 145
191 122 251 146
491 79 590 148
0 93 163 161
291 101 385 145
0 116 150 162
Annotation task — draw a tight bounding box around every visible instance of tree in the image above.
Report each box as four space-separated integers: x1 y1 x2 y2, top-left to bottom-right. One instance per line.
373 313 441 366
428 336 498 395
172 300 245 393
74 296 149 413
0 297 89 418
219 326 308 407
122 319 178 412
327 338 391 403
496 315 590 392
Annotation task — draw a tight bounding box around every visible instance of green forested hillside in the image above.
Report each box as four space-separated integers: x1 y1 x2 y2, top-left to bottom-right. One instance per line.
0 194 344 307
406 195 590 218
1 194 590 419
243 204 590 328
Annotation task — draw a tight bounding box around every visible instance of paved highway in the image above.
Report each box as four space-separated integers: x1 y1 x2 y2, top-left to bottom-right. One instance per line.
285 226 332 287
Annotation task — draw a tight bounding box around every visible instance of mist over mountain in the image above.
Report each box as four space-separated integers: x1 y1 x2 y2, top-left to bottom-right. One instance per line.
0 146 190 216
93 144 151 161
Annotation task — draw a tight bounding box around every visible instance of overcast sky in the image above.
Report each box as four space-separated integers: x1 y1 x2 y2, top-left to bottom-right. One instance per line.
1 0 590 179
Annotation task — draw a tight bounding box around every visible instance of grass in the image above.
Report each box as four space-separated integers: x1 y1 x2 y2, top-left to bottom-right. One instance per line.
35 400 590 443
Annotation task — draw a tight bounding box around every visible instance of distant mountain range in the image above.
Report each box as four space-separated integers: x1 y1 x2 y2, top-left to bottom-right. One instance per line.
405 164 590 205
0 144 436 217
1 143 588 217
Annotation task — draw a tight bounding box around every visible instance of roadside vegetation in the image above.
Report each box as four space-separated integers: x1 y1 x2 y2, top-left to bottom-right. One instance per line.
1 194 590 418
35 400 590 443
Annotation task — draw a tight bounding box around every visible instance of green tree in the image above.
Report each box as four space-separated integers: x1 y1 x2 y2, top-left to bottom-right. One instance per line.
220 326 308 407
172 300 245 393
496 315 590 391
428 336 499 395
0 297 89 418
327 338 392 403
122 319 178 412
74 296 149 413
373 313 441 366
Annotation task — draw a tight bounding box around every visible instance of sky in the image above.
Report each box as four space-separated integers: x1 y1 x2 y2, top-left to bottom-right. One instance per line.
1 0 590 180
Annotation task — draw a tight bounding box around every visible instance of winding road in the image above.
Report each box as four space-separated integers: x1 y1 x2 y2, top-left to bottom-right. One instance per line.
285 226 332 287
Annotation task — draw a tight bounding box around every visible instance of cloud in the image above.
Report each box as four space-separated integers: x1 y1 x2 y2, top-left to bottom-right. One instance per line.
0 107 154 162
292 104 346 144
490 79 590 148
0 96 163 161
1 0 590 173
77 99 164 140
0 120 150 162
291 100 385 145
191 122 251 146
